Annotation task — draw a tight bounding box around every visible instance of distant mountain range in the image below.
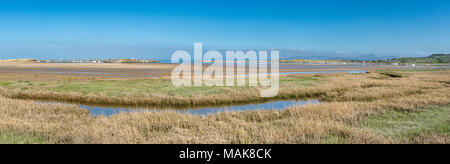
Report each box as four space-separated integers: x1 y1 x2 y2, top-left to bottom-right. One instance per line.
148 46 408 61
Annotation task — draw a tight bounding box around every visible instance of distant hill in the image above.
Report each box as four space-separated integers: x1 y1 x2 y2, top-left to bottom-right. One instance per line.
381 54 450 64
0 59 37 63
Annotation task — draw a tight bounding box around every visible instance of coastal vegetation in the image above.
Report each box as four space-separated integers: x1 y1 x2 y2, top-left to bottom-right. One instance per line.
380 54 450 64
0 68 448 144
355 54 450 64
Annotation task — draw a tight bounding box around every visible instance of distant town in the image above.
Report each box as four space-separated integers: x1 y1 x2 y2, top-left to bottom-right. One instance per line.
1 54 448 66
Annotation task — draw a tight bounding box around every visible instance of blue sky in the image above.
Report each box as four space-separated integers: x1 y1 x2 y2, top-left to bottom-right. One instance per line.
1 0 449 60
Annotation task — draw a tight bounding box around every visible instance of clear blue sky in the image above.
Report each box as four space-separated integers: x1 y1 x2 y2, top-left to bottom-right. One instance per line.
1 0 449 59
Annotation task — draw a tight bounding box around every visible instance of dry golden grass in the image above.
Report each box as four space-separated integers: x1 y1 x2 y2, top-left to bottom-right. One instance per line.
0 69 448 143
2 70 439 107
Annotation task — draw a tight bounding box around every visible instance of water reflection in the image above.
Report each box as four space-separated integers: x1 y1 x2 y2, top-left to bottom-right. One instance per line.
37 99 319 117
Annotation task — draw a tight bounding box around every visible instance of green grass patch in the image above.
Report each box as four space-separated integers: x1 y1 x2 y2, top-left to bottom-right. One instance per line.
0 131 45 144
361 106 450 142
376 70 404 78
312 135 346 144
0 81 14 87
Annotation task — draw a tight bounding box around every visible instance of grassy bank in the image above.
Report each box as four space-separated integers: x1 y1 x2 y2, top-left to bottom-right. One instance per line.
0 69 448 144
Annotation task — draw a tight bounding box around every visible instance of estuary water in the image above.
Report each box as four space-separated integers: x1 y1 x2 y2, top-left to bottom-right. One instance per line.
37 99 320 117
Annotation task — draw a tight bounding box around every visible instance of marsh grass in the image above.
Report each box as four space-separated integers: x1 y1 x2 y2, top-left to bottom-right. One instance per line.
0 69 448 143
0 75 320 107
0 76 318 96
